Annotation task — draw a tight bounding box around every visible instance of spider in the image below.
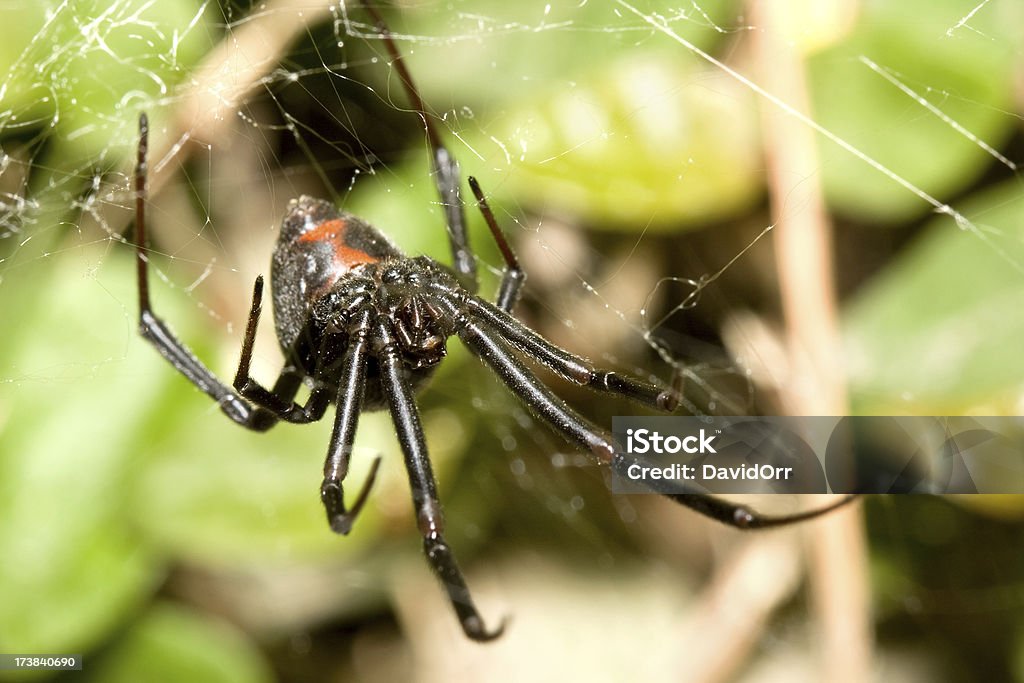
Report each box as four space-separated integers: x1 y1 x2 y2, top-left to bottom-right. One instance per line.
131 7 855 642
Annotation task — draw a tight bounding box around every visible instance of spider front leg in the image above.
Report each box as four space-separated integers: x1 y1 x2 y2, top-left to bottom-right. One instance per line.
320 308 381 535
133 113 305 432
367 10 528 310
463 297 681 411
460 180 679 411
374 319 504 641
365 5 478 292
467 177 526 312
231 275 337 424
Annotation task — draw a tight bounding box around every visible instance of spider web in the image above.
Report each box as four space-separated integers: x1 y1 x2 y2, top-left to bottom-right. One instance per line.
2 0 1024 680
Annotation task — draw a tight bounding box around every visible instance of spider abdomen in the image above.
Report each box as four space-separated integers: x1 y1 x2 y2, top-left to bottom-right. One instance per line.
271 196 402 351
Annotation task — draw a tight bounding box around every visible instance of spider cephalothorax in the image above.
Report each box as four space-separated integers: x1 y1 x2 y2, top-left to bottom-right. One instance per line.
273 195 457 408
131 5 855 642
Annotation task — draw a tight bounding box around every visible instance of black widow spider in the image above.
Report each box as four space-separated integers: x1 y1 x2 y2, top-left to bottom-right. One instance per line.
131 7 855 642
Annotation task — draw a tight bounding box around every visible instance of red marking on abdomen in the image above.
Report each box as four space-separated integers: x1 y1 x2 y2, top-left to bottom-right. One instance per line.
298 218 379 268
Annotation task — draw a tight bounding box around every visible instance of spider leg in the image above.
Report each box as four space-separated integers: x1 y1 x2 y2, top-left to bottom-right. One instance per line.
458 179 680 410
321 309 382 535
364 5 478 292
133 113 300 432
459 296 681 411
455 316 856 528
467 176 526 312
374 319 505 642
669 492 858 528
429 163 677 411
231 276 335 424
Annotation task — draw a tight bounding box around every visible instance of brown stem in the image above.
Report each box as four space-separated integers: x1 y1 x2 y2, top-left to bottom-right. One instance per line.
750 2 872 681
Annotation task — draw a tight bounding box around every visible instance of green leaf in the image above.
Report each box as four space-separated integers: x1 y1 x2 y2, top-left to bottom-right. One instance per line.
845 180 1024 412
88 603 272 683
809 0 1022 222
471 58 762 230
